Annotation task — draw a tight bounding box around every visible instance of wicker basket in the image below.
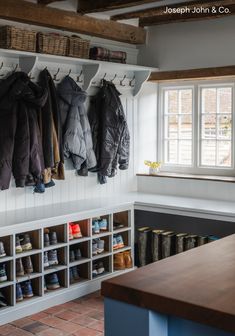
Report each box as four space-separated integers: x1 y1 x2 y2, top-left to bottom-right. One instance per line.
0 26 37 52
37 32 68 56
67 35 90 59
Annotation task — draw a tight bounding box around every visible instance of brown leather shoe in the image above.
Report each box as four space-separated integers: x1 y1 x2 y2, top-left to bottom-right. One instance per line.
123 251 133 269
114 253 125 271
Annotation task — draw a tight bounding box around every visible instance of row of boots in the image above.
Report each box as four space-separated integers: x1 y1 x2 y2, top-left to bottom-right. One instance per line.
137 227 218 267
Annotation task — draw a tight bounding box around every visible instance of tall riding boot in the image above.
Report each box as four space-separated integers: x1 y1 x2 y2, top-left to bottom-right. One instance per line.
185 234 198 250
152 230 164 262
138 227 152 267
162 231 175 259
197 236 208 246
175 233 188 254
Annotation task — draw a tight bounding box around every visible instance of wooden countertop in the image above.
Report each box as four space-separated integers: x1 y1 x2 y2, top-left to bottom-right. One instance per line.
102 234 235 334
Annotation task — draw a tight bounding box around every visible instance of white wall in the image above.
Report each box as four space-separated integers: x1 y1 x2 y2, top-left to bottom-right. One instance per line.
139 16 235 70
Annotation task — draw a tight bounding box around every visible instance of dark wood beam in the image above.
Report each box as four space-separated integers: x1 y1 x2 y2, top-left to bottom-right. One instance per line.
77 0 159 14
37 0 64 4
111 0 235 26
149 65 235 82
0 0 146 44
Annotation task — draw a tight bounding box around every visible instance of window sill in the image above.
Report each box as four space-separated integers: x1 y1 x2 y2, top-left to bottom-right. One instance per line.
136 172 235 183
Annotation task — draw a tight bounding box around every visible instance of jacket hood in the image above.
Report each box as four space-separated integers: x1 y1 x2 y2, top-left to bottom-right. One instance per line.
57 76 87 106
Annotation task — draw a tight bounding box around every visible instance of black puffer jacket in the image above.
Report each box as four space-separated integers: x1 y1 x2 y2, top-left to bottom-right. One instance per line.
89 80 130 180
0 72 47 190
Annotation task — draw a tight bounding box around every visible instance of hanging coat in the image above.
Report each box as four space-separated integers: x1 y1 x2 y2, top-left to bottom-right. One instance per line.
57 76 97 173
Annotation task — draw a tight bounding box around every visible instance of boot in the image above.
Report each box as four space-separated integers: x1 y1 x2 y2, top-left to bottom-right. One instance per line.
137 227 152 267
123 251 133 269
161 231 175 259
175 233 188 254
114 253 125 270
152 230 164 262
197 236 208 246
185 235 198 250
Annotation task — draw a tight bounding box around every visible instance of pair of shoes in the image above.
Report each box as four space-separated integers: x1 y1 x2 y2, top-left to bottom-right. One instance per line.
16 281 34 302
92 218 108 234
44 250 59 268
45 273 60 290
114 251 133 270
113 221 125 230
92 262 105 277
16 257 33 276
0 242 6 258
69 223 82 240
113 234 124 250
70 267 80 283
92 239 105 255
0 292 8 307
44 230 58 247
69 248 82 262
0 264 7 282
16 234 32 253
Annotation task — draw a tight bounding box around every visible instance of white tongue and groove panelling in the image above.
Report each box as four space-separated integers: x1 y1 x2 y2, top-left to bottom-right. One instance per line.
0 92 137 212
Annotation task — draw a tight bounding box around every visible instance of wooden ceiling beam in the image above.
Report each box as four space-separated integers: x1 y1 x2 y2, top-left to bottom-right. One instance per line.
111 0 235 26
149 66 235 82
0 0 146 44
77 0 159 14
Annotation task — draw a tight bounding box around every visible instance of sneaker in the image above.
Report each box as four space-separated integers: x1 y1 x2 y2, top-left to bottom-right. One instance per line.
44 233 50 247
113 236 118 250
70 268 75 284
116 234 124 249
70 250 75 263
72 224 82 239
16 283 23 302
69 224 73 240
92 220 100 234
22 280 34 298
92 241 98 255
97 262 105 275
113 221 124 230
23 256 33 274
49 232 58 245
44 252 49 268
0 264 7 282
123 251 133 269
0 292 7 307
72 267 79 281
74 248 82 260
0 242 6 258
46 273 60 290
92 264 98 277
97 239 105 254
16 258 25 277
48 250 59 266
114 253 125 271
15 236 23 254
99 219 108 232
21 234 32 251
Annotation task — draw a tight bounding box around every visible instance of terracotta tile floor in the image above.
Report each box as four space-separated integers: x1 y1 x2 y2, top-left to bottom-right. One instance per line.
0 291 104 336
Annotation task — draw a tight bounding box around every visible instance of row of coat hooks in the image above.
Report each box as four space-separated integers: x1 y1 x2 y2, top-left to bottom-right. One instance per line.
94 73 135 87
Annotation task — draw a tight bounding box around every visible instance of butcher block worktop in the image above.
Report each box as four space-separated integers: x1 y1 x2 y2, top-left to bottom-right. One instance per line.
102 234 235 334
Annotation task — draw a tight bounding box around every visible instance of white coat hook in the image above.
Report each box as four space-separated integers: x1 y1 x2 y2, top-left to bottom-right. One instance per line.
120 75 126 86
76 70 83 83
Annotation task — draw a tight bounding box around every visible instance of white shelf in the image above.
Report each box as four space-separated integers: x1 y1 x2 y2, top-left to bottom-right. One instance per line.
16 273 42 283
44 242 67 251
15 249 41 258
69 258 91 267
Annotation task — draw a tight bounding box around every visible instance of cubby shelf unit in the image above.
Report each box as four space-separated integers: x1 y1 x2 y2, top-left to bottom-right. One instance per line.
0 204 134 325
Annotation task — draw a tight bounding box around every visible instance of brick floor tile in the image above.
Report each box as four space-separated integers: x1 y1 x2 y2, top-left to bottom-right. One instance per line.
44 306 65 315
6 329 33 336
55 310 80 321
11 318 33 328
89 320 104 332
0 324 17 335
56 321 83 333
36 327 68 336
22 321 49 334
72 327 101 336
85 310 104 321
71 315 96 327
30 312 49 321
41 316 64 328
71 305 96 315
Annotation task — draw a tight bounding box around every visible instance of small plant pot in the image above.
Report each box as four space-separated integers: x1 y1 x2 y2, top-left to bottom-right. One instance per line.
149 167 160 175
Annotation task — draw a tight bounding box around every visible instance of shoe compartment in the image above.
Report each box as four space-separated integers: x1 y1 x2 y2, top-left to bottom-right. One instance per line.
0 235 13 258
69 262 90 285
92 235 111 259
45 269 67 293
92 214 111 236
16 277 42 304
113 231 131 252
16 254 42 282
69 241 90 266
69 219 90 241
0 260 13 286
113 210 131 232
92 256 111 279
0 285 14 308
16 230 41 255
44 224 67 248
44 247 67 273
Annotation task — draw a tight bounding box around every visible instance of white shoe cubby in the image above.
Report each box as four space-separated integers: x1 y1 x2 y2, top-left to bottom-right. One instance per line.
0 204 134 324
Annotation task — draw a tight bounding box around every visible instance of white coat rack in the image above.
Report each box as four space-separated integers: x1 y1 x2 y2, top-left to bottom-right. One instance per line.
0 48 158 96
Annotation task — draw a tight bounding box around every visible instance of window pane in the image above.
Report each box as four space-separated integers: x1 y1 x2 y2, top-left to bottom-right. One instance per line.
201 115 216 139
180 90 192 114
218 115 232 140
217 141 231 167
165 140 178 164
179 141 192 165
202 88 216 114
201 140 216 166
167 90 178 114
165 115 178 139
218 88 232 114
179 115 192 139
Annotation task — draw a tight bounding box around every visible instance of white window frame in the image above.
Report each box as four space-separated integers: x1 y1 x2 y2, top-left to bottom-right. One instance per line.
157 79 235 176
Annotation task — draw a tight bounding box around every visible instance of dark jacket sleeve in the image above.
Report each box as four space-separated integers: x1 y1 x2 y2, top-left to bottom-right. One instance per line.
117 120 130 170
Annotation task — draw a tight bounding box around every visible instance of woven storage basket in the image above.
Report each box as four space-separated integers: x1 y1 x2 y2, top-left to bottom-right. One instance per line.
0 26 36 52
67 35 90 59
37 32 68 56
